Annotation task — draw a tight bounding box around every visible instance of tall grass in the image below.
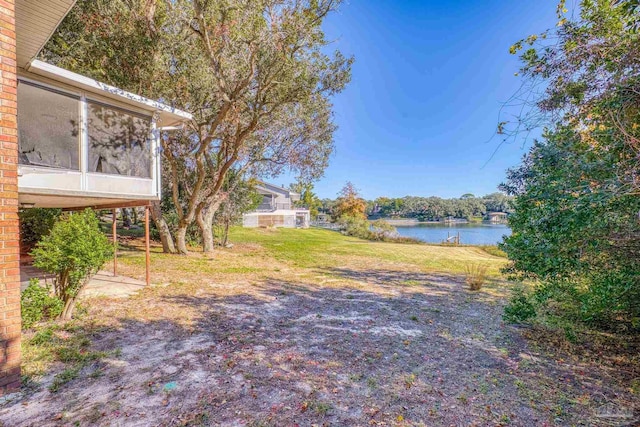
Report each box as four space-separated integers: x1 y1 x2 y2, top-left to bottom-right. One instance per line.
465 264 489 290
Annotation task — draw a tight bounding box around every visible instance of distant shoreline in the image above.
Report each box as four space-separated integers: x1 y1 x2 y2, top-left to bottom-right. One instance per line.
382 218 467 226
380 218 509 226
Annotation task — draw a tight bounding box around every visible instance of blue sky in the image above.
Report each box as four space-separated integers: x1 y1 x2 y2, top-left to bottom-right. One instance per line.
292 0 560 200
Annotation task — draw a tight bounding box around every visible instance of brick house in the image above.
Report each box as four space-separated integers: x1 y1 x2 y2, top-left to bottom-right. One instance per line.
0 0 190 395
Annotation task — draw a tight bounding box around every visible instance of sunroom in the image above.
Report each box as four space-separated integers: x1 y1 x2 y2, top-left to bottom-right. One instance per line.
17 60 191 209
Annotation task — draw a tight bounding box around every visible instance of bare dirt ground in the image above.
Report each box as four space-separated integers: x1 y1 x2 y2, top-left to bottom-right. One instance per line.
2 235 639 427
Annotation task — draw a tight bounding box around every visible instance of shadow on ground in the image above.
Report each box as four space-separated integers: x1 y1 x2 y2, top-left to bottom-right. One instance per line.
2 268 639 426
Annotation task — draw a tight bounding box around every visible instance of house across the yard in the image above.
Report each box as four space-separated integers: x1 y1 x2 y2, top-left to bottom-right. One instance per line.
242 181 310 228
0 0 191 396
486 212 508 223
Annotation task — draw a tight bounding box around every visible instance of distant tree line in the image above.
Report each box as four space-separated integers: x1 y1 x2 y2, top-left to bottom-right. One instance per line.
320 192 512 221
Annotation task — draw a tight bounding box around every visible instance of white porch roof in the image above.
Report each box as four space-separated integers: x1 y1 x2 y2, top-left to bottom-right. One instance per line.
25 60 192 126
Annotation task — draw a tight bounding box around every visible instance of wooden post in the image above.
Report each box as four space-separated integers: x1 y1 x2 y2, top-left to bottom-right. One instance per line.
145 206 151 286
112 209 117 277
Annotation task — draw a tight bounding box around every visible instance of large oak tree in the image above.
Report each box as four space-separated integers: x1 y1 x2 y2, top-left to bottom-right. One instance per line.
44 0 352 253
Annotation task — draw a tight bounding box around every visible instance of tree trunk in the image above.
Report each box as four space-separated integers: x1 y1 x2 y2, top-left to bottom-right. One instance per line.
175 225 189 254
221 216 231 246
122 208 132 228
150 201 176 254
197 200 223 254
199 218 215 253
196 208 214 253
61 296 77 320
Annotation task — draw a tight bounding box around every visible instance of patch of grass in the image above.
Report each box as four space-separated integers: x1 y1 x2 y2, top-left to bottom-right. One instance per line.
100 222 145 238
22 321 112 392
219 266 261 274
30 328 55 345
404 373 416 388
465 263 489 290
478 245 507 258
313 401 332 416
49 366 81 392
498 414 511 425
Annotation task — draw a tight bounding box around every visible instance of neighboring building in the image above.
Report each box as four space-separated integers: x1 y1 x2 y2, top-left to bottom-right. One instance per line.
315 213 331 224
487 212 508 223
0 0 192 395
242 182 310 228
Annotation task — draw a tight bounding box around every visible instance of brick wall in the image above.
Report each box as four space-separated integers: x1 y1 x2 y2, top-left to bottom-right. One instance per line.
0 0 20 396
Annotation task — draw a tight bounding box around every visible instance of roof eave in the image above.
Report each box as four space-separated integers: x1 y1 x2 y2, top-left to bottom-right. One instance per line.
27 60 192 126
16 0 78 68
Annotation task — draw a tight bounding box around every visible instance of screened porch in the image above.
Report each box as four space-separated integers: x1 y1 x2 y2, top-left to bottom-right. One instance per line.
17 60 191 209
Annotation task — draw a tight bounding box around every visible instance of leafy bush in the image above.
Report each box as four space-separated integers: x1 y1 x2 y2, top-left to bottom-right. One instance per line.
503 288 537 324
21 279 63 329
369 220 398 241
499 1 640 331
31 209 113 320
464 264 488 291
338 215 373 240
19 208 61 248
337 216 403 242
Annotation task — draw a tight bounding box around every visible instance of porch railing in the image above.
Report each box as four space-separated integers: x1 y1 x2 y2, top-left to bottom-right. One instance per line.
254 203 309 212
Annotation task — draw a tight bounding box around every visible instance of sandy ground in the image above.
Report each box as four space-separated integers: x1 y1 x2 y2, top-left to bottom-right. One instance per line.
2 245 638 426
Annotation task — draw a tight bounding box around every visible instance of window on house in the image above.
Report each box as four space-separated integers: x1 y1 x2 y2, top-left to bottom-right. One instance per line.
87 102 152 178
18 81 80 170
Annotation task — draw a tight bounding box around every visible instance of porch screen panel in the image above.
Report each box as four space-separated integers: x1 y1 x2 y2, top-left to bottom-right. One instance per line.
17 82 80 170
88 102 152 178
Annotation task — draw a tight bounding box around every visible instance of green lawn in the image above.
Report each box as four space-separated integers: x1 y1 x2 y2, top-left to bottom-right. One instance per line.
228 227 507 275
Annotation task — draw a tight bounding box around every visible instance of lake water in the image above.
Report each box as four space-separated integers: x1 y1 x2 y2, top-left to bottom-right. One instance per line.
395 223 511 246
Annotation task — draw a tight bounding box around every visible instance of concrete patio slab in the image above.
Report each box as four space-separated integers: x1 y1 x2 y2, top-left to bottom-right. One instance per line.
81 271 146 298
20 265 146 298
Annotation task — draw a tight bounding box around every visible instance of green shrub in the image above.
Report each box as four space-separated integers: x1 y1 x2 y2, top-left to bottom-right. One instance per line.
505 275 640 331
31 209 113 320
503 288 537 323
578 270 640 325
19 208 61 248
20 279 63 329
338 215 373 240
369 219 398 241
337 216 403 242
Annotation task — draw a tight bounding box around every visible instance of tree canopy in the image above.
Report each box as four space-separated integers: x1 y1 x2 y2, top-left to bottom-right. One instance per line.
332 182 367 220
501 0 640 328
44 0 352 254
369 193 512 221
